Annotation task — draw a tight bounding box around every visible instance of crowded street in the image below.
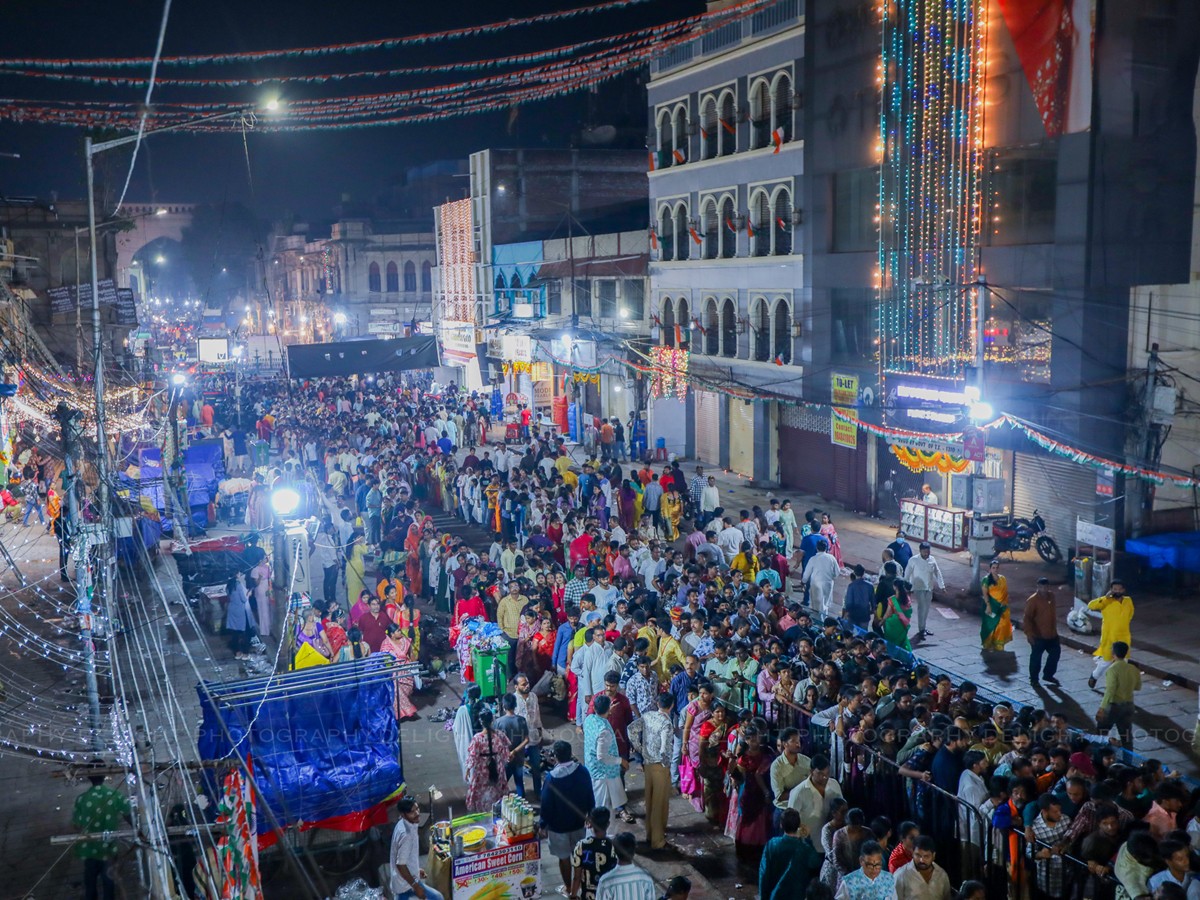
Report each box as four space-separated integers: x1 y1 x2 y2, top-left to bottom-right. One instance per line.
75 366 1188 900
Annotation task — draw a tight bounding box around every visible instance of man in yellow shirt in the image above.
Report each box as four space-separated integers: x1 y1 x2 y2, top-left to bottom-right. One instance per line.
653 620 684 682
1087 579 1134 689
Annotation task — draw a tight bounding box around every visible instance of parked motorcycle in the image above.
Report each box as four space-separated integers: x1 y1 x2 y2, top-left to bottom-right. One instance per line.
991 509 1062 564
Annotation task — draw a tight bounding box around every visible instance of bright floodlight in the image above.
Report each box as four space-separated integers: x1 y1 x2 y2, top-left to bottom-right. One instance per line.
334 312 348 325
969 401 994 422
271 487 300 517
618 308 629 319
265 98 281 112
155 254 166 264
155 208 168 216
171 373 187 386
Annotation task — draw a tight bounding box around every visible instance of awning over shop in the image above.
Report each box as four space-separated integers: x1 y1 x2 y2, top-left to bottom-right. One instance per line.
286 336 439 377
536 253 648 280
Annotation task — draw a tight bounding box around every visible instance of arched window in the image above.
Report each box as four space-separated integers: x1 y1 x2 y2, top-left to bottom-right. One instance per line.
656 108 673 168
754 298 772 361
674 204 690 262
368 261 381 293
658 206 675 262
750 190 772 257
495 273 507 291
719 195 736 258
718 91 737 156
774 299 792 363
773 188 793 256
704 298 720 355
677 298 690 347
701 198 719 260
700 96 718 160
721 298 737 358
772 72 794 144
749 79 771 149
404 261 417 292
421 261 432 292
662 298 676 347
672 106 688 164
386 261 399 293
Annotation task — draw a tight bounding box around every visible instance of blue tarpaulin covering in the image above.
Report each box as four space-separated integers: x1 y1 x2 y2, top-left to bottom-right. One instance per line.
1125 531 1200 573
196 658 403 834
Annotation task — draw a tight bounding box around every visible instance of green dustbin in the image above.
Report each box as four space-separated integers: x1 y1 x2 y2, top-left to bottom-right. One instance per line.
471 647 508 699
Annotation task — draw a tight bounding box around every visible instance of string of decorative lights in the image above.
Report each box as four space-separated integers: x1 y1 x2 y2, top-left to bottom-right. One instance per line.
877 0 987 377
0 0 785 131
0 23 697 87
1 0 661 69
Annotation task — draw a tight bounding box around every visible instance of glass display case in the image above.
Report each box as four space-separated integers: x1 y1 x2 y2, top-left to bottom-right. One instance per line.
899 499 967 551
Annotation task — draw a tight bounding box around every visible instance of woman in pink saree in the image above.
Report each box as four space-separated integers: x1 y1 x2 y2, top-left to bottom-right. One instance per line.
378 622 418 720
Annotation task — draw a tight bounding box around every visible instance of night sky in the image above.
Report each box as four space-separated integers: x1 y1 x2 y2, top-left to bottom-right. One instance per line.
0 0 699 221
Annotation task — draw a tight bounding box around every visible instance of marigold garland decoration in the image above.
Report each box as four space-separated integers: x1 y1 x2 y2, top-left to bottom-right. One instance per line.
890 444 971 475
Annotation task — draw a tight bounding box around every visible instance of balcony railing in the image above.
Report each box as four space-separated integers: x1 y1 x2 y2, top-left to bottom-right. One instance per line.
650 0 803 75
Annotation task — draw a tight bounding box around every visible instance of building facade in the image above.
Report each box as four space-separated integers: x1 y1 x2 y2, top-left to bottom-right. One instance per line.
646 0 805 482
646 0 1200 543
270 220 436 344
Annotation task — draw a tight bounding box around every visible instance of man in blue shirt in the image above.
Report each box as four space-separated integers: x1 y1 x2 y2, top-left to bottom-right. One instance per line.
667 656 701 789
552 606 582 674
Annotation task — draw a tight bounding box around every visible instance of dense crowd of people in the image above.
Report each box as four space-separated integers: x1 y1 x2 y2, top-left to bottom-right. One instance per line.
217 372 1198 900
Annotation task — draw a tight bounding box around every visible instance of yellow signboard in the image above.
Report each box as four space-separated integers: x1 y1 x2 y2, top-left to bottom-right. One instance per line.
831 408 858 448
831 374 858 448
831 373 858 407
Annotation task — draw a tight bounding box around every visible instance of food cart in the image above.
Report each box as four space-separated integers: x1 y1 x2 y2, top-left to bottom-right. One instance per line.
428 798 542 900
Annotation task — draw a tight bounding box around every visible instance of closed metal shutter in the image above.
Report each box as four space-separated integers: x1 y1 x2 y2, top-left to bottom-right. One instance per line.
1011 452 1098 553
648 397 687 459
728 398 756 477
694 390 721 465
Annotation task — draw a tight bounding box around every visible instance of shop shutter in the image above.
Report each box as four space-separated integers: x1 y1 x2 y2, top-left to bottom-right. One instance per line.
649 396 687 459
728 398 756 477
1011 452 1099 554
694 390 721 465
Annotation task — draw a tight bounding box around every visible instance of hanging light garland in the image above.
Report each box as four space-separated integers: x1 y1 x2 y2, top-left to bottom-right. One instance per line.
877 0 987 376
648 346 689 400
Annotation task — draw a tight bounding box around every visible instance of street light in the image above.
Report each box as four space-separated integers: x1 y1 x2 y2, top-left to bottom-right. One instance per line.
155 254 166 264
334 312 347 325
270 487 300 517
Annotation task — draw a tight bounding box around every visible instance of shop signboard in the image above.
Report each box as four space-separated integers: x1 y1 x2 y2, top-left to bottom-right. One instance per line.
831 408 858 448
962 426 986 462
830 373 858 448
450 840 541 900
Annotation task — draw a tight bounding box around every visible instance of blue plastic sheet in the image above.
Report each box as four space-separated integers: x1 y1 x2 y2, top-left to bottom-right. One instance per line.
196 658 403 834
1125 531 1200 573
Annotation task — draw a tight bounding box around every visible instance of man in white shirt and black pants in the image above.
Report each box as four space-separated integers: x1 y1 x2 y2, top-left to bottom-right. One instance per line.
390 798 444 900
904 541 945 641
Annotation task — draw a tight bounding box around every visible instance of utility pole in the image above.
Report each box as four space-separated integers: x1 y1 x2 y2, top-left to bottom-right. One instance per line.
56 401 101 750
1137 343 1163 533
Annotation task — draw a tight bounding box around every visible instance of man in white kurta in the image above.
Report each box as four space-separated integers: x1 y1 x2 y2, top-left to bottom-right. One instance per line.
570 627 612 725
804 541 842 618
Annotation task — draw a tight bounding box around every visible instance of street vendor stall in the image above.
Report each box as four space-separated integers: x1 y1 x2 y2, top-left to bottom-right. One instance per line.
428 798 542 900
451 617 510 699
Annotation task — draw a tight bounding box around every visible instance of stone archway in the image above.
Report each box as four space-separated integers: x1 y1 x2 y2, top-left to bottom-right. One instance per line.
113 203 194 293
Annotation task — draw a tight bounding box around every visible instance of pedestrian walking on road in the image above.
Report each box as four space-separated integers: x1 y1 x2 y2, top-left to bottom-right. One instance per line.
1097 641 1141 749
627 692 675 850
1087 580 1134 689
903 542 945 640
1023 577 1062 686
803 540 841 619
594 831 656 900
979 559 1013 651
540 740 595 893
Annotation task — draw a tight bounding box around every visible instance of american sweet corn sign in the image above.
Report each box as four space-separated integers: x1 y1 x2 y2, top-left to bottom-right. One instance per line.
452 840 541 900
